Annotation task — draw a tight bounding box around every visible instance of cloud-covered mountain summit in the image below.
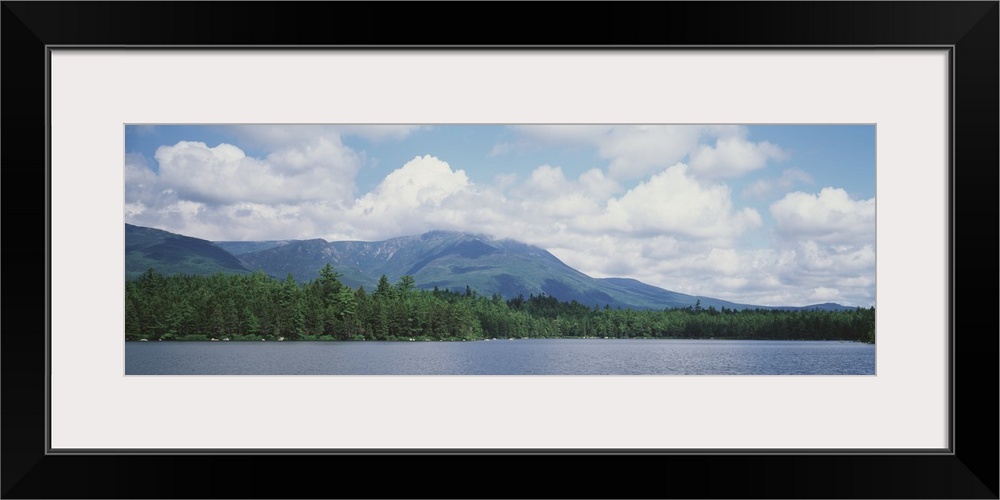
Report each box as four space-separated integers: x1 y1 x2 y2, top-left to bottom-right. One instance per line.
213 228 849 311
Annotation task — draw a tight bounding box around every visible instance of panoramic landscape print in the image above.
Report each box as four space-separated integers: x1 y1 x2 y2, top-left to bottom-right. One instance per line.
124 124 875 375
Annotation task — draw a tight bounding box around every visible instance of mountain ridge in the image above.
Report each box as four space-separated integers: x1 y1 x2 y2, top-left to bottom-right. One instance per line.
127 224 854 311
124 223 252 280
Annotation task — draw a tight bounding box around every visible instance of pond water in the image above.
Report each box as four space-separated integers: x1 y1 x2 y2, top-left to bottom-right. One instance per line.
125 338 875 375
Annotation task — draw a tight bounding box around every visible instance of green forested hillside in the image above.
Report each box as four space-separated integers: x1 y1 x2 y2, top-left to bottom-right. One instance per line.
125 224 251 280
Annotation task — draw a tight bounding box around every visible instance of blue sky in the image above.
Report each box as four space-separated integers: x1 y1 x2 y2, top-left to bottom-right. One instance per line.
125 124 875 307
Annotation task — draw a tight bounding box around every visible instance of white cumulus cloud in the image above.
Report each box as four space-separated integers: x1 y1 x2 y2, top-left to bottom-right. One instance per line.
689 136 788 177
124 134 364 240
154 140 359 206
354 155 470 212
596 164 762 241
770 187 875 245
346 155 475 239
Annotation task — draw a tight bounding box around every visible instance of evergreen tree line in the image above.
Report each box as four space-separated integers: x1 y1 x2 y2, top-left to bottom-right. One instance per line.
125 266 876 343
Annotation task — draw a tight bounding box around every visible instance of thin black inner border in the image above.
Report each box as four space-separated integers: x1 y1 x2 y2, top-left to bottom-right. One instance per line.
44 45 955 455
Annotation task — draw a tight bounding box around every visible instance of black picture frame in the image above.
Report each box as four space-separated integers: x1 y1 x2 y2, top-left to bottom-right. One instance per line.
3 2 997 498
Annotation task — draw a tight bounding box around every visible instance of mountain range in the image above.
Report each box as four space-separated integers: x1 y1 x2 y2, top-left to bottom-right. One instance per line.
125 223 852 311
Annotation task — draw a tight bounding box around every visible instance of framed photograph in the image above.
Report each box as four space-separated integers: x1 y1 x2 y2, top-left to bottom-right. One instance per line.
5 2 996 498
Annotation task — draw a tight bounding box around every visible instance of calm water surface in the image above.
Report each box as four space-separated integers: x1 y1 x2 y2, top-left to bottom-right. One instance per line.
125 339 875 375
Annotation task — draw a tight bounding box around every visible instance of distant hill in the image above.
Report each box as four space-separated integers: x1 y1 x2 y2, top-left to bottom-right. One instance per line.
125 223 251 280
596 278 851 311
